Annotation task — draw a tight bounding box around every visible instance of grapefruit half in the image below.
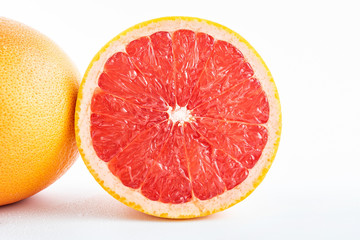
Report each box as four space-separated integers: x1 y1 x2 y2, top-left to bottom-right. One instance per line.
76 16 281 218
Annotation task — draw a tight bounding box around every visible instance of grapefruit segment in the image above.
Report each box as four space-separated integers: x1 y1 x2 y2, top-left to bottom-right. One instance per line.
141 124 192 204
184 124 226 200
90 113 129 162
76 17 282 218
213 150 249 190
187 40 254 110
192 118 268 169
149 32 176 107
108 121 172 189
90 90 168 162
126 32 176 107
192 77 269 124
99 52 168 111
173 30 214 106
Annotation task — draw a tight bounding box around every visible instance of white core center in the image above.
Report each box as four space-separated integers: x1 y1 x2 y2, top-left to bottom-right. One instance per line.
167 105 193 124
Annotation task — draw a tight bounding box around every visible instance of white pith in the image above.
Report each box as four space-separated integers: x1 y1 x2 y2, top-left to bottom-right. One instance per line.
167 105 193 125
77 18 281 218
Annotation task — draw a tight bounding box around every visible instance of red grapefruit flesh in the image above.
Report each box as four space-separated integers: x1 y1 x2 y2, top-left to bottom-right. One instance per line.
76 17 281 218
91 29 269 203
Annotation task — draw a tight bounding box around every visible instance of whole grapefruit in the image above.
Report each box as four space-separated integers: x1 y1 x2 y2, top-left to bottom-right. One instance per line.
0 18 80 205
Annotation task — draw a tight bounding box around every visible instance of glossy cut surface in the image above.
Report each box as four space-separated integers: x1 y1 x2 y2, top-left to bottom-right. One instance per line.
90 30 269 203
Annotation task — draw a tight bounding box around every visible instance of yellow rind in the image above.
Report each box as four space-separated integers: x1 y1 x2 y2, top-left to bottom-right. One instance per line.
75 16 282 219
0 17 80 205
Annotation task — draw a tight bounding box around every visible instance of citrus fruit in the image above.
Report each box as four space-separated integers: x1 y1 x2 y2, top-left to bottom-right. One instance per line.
0 18 80 206
76 16 281 218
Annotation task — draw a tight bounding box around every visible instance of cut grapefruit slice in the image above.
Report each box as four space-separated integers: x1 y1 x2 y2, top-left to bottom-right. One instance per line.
76 17 281 218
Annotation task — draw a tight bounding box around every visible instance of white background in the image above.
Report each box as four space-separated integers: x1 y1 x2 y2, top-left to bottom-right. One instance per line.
1 0 359 239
